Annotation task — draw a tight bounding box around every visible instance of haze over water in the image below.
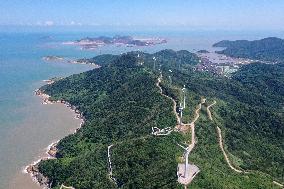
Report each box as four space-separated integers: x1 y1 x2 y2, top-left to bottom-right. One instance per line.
0 29 283 189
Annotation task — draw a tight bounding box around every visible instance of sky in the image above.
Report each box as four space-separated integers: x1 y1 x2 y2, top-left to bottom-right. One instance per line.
1 0 284 30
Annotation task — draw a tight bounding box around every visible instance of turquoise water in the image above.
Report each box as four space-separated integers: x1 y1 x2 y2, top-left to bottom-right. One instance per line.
1 30 284 189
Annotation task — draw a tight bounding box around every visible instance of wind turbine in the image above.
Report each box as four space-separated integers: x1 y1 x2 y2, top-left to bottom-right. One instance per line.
182 85 186 109
177 143 190 178
178 85 186 125
179 103 183 125
153 56 156 71
168 70 172 86
137 53 144 65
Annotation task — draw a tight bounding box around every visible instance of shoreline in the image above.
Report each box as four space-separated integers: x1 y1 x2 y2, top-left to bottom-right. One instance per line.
24 87 86 188
42 55 101 68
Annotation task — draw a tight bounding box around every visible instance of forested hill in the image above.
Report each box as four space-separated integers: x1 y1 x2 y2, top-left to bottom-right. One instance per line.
39 52 186 189
78 49 200 67
38 50 283 189
213 37 284 62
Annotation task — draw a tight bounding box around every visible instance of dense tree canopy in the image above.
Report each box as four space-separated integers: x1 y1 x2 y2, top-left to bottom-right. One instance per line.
38 50 283 188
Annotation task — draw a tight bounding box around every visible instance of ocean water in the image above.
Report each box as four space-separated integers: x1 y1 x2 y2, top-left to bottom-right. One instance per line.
0 29 283 189
0 32 97 189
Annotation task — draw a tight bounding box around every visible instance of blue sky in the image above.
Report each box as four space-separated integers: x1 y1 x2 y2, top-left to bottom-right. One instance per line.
1 0 284 30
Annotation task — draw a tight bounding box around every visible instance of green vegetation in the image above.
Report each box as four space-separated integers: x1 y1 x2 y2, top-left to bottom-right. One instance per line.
77 54 118 65
189 108 278 189
38 52 189 188
213 37 284 62
166 62 284 184
38 49 283 188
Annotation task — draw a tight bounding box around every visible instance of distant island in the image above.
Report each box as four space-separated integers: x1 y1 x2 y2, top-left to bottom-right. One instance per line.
213 37 284 62
63 35 167 50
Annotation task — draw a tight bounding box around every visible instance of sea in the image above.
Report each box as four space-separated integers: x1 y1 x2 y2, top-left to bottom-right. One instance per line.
0 27 283 189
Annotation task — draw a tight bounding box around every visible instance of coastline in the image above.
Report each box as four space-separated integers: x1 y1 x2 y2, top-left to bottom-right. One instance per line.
24 87 86 188
42 55 101 68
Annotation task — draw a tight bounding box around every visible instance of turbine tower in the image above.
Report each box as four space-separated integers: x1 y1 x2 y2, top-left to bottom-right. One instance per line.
182 85 186 109
168 69 172 86
179 103 183 125
153 56 156 71
179 86 186 126
177 143 190 179
137 53 144 65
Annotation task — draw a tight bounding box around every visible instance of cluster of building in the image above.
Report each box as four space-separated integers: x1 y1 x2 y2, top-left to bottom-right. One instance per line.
196 51 255 76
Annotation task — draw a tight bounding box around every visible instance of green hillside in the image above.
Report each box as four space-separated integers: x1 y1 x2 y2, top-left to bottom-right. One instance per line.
213 37 284 62
38 50 283 189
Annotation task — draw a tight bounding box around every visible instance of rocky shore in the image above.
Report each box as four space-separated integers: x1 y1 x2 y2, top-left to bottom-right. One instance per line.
67 59 100 67
24 142 58 188
42 55 100 67
24 87 85 188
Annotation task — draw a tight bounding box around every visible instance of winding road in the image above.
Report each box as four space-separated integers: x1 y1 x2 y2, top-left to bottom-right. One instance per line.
186 98 205 148
176 98 206 187
207 101 249 174
107 144 118 184
206 101 244 173
156 75 180 124
60 184 75 189
208 101 284 187
216 126 244 173
273 181 284 188
206 100 216 121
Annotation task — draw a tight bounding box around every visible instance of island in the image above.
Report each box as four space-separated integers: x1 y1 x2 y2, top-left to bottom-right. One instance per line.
63 35 167 50
27 49 284 189
213 37 284 62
